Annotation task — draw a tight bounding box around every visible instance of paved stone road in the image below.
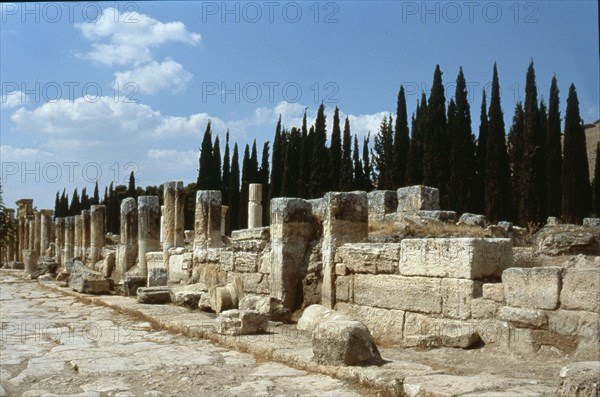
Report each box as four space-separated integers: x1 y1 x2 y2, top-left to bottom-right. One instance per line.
0 273 374 397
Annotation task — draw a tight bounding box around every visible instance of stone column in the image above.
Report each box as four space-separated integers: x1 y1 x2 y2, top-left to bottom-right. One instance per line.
248 183 262 229
27 216 35 251
33 211 41 254
17 217 25 262
90 205 106 265
116 198 138 280
55 218 65 266
5 208 16 262
23 249 38 277
221 205 229 236
270 198 315 311
63 217 75 262
40 209 54 256
15 199 33 262
81 210 90 259
138 196 160 277
174 183 185 247
163 181 184 253
160 205 164 243
74 215 83 259
321 192 368 308
194 191 222 250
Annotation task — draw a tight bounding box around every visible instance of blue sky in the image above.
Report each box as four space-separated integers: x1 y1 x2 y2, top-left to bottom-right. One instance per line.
1 1 598 209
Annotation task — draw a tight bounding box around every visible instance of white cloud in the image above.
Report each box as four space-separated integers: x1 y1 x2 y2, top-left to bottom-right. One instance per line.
1 91 28 110
147 149 197 167
114 59 192 94
0 145 53 160
75 7 200 66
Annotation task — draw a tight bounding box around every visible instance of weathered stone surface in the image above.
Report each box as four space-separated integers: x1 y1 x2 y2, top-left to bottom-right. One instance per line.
482 283 505 303
498 306 548 329
168 251 192 284
67 259 111 294
23 249 38 278
583 218 600 228
556 361 600 397
548 310 600 360
397 185 440 212
122 275 146 296
335 302 405 344
297 304 345 332
474 319 511 347
89 205 106 265
399 238 513 279
198 263 228 290
248 183 263 229
308 197 327 221
335 275 353 303
312 318 383 366
163 181 185 253
336 243 400 274
137 286 172 304
502 267 562 310
353 274 442 314
441 278 482 320
403 312 480 349
561 268 600 313
172 286 204 308
29 256 58 279
416 210 457 223
231 227 270 242
471 298 499 319
138 196 160 277
219 250 234 271
215 309 268 335
239 295 291 322
547 216 563 226
194 190 222 249
148 267 167 287
233 251 259 273
458 213 487 227
535 225 600 255
367 190 398 221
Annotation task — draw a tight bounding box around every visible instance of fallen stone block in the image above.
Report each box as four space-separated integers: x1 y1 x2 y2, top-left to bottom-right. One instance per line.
172 285 205 308
502 267 562 310
67 259 112 294
122 275 147 296
397 185 440 212
535 225 600 255
499 306 548 329
403 312 481 349
215 309 268 335
6 261 24 270
556 361 600 397
399 238 513 279
312 319 383 366
297 304 352 332
458 213 486 227
583 218 600 228
137 286 172 304
239 295 291 322
415 210 457 223
548 309 600 360
561 268 600 313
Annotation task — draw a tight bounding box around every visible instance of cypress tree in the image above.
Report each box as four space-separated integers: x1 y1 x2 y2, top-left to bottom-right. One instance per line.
211 135 222 190
352 135 364 190
222 131 231 205
81 187 89 210
449 68 476 214
260 142 270 225
393 85 410 188
92 181 100 205
340 116 354 191
362 134 373 191
54 191 60 217
270 116 284 199
298 123 313 198
228 144 241 233
69 188 80 216
474 90 488 214
521 61 546 224
60 189 68 217
374 115 394 189
329 106 342 191
197 121 214 190
239 144 251 228
593 141 600 215
282 128 301 197
485 63 512 223
546 76 562 217
309 104 328 198
423 65 449 206
407 94 427 185
508 102 525 224
128 171 136 199
562 84 591 223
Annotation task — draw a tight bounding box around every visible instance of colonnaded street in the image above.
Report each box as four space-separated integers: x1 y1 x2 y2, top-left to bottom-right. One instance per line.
0 272 374 397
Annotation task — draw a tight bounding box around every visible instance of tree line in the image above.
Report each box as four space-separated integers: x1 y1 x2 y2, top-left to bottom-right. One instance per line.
54 61 599 234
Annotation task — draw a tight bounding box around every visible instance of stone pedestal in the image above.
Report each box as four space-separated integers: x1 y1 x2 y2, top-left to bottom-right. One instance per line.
138 196 160 278
23 249 38 277
194 190 222 250
248 183 262 229
163 181 184 254
90 205 106 265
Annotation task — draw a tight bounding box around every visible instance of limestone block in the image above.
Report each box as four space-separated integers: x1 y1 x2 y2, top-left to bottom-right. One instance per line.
502 267 562 310
168 252 192 284
227 272 269 295
123 275 146 296
137 286 172 304
233 251 259 273
258 249 271 274
197 263 228 290
399 238 513 279
148 268 167 287
335 302 405 344
416 210 458 223
336 243 401 274
582 218 600 228
215 309 268 335
482 283 505 303
297 305 349 332
219 250 234 272
561 268 600 313
353 274 442 314
172 286 205 308
441 278 482 320
308 197 327 221
499 306 548 329
548 309 599 360
335 263 348 276
474 320 510 348
231 227 270 241
556 362 600 397
335 275 353 303
367 190 398 221
457 213 486 227
239 295 291 322
194 190 222 248
471 298 499 319
403 312 480 349
67 259 112 294
397 185 440 212
312 319 383 366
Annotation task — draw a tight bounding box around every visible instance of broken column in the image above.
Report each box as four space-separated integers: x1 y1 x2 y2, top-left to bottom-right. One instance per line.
322 192 368 308
221 205 228 236
116 197 138 281
248 183 262 229
89 205 106 265
138 196 160 277
270 198 315 310
4 208 16 262
81 210 90 258
74 215 83 259
15 199 33 262
160 205 164 243
55 218 65 266
27 216 35 250
23 249 38 277
194 190 222 250
40 209 54 256
33 211 41 254
163 181 185 253
63 217 75 262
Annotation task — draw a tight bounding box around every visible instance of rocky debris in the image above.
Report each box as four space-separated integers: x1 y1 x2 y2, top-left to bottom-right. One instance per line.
547 216 564 226
312 318 383 366
215 309 268 335
199 276 244 313
172 285 205 308
535 225 600 255
556 361 600 397
95 249 116 278
238 295 292 322
137 286 172 304
497 221 513 232
67 259 112 294
297 304 345 332
122 274 147 296
33 256 58 278
458 213 486 227
583 218 600 228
